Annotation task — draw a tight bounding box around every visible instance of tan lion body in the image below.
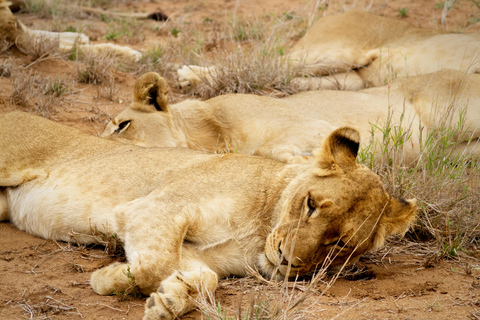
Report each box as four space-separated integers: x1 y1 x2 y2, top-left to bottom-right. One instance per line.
178 11 480 90
101 72 337 163
103 70 480 164
1 111 416 320
0 0 142 61
289 10 480 89
287 70 480 159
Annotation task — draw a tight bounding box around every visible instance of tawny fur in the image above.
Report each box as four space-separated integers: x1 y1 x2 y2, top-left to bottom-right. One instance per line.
1 111 416 320
101 72 337 164
0 0 142 61
178 10 480 91
102 70 480 165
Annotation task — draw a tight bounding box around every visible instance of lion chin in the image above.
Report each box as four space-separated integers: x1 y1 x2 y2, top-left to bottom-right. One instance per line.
257 254 286 281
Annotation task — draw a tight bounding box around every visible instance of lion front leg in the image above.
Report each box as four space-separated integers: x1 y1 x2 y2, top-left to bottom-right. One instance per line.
91 255 185 297
91 194 218 319
90 194 192 296
90 262 133 295
91 249 184 297
143 265 218 320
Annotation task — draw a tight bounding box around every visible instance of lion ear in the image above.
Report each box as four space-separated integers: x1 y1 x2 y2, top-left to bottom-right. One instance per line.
373 198 417 249
132 72 169 113
313 127 360 176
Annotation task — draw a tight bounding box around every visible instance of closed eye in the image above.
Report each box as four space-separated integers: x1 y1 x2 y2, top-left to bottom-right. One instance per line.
114 120 131 134
336 239 347 248
326 239 348 249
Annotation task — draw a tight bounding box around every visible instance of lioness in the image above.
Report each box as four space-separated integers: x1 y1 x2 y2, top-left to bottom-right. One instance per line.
101 72 337 163
178 10 480 91
102 70 480 164
0 0 142 61
1 111 416 320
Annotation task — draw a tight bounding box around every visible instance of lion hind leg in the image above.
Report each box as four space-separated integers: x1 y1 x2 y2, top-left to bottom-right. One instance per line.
26 29 90 47
143 266 218 320
78 43 143 62
177 65 218 89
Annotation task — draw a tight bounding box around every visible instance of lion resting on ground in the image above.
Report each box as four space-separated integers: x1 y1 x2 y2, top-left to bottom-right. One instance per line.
102 70 480 164
1 111 416 319
101 72 337 163
0 0 142 61
178 10 480 91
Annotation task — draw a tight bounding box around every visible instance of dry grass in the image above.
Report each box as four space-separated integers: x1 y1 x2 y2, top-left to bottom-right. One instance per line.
17 31 62 62
197 270 319 319
357 79 480 258
9 68 72 117
175 14 309 98
104 16 145 45
21 0 89 19
0 58 13 77
95 78 120 101
8 295 83 320
10 69 40 108
0 36 12 55
76 51 116 84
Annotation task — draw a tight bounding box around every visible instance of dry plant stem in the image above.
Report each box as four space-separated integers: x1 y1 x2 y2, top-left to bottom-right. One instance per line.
0 58 12 77
77 51 116 84
0 36 12 54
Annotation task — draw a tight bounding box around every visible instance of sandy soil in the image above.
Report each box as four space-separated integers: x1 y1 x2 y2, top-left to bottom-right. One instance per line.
1 0 480 319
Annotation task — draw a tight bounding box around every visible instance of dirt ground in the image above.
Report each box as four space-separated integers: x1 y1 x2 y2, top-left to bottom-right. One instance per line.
1 0 480 319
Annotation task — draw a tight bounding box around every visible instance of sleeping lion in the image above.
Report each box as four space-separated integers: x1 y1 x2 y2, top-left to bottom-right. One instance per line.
0 0 142 61
1 111 416 319
178 10 480 91
102 70 480 165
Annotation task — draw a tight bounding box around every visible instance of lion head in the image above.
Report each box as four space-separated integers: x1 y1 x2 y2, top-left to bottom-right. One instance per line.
100 72 183 147
258 127 417 279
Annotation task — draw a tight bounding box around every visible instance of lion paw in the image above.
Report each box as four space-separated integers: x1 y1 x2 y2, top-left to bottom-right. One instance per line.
143 292 174 320
90 262 129 295
142 270 200 320
177 65 217 89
